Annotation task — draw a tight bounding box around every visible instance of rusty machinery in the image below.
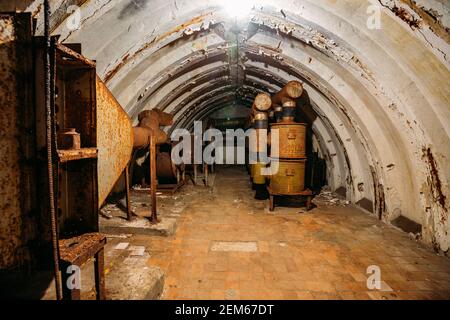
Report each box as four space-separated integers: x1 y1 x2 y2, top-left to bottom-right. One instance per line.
44 42 176 296
132 108 187 196
0 11 177 299
249 93 272 199
247 81 313 210
133 109 187 195
99 73 176 224
269 81 313 210
32 27 107 299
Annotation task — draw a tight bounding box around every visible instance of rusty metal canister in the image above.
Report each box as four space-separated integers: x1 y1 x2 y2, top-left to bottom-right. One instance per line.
274 105 283 123
270 122 306 159
252 162 266 184
58 128 81 150
269 159 306 194
249 130 269 153
248 112 268 154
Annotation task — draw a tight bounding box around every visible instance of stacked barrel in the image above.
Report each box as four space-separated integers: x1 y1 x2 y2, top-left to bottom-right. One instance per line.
269 81 307 196
249 93 272 199
247 80 310 205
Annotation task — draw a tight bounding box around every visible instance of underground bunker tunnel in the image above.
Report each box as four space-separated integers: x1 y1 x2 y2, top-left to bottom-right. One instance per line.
0 0 449 301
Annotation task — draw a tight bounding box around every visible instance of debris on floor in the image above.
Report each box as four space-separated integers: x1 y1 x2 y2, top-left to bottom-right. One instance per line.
128 246 146 256
314 187 350 206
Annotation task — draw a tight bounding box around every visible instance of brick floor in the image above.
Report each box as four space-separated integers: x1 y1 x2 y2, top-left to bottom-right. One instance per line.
138 166 450 300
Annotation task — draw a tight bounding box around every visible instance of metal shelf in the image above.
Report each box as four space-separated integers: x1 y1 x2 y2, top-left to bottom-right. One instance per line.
57 148 98 163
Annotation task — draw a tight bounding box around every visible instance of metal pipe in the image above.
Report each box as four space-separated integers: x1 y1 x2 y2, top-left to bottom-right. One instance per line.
133 126 159 148
44 0 63 300
152 109 174 126
247 93 271 126
252 93 272 112
124 163 135 221
133 109 173 147
56 43 96 68
248 93 270 199
272 80 303 105
138 109 174 126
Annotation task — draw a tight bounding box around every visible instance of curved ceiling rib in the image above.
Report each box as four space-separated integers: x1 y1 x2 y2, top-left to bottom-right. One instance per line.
43 0 450 253
121 47 229 119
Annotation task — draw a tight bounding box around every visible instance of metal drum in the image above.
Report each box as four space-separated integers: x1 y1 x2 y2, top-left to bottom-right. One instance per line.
249 112 269 154
269 159 306 194
252 162 267 184
270 122 306 159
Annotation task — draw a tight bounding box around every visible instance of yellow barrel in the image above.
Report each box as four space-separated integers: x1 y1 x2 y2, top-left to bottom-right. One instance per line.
253 162 266 184
249 129 269 153
269 159 306 194
270 122 306 158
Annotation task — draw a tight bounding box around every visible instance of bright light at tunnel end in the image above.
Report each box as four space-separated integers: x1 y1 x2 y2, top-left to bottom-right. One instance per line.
222 0 254 19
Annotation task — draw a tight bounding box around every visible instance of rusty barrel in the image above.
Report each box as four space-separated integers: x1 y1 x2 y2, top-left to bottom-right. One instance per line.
248 112 269 153
252 162 267 185
269 159 306 194
270 122 306 159
249 129 269 153
249 163 255 179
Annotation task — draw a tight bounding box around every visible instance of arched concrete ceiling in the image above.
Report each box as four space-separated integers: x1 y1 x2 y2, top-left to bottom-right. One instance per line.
21 0 450 253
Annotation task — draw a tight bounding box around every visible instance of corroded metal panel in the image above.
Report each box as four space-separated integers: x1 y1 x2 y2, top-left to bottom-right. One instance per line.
0 13 34 270
0 14 21 270
96 77 133 207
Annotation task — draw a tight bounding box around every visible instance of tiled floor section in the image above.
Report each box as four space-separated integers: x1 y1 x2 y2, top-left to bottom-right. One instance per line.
133 166 450 300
